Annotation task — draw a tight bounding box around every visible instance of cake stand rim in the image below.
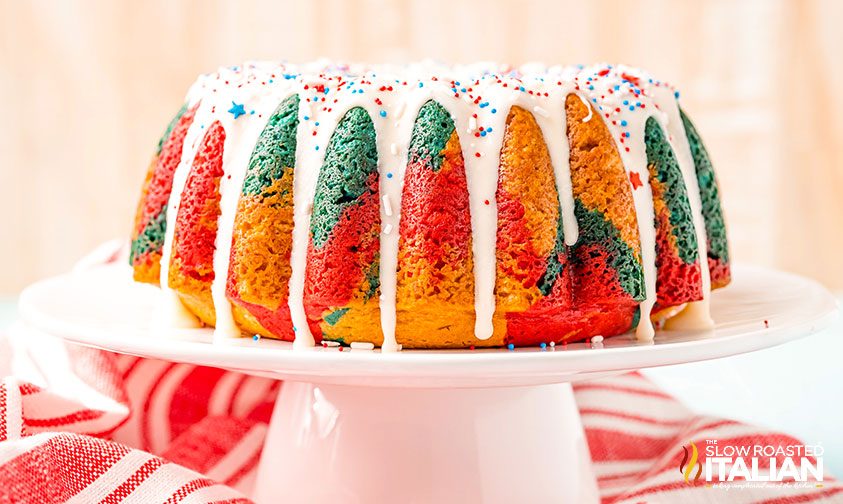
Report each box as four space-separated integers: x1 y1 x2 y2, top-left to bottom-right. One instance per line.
15 263 839 388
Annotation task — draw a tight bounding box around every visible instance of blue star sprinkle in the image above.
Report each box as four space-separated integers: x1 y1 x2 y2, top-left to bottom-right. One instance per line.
228 101 246 119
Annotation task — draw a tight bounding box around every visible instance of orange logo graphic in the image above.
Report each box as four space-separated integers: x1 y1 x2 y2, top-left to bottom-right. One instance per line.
680 441 703 484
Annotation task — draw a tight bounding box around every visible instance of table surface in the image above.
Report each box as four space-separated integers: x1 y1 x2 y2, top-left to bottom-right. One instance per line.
1 296 840 472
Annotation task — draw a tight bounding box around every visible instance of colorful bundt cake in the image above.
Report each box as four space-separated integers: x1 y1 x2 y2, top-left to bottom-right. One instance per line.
130 62 730 351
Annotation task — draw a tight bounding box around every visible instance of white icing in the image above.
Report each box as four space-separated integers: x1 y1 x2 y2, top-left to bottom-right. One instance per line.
151 61 714 349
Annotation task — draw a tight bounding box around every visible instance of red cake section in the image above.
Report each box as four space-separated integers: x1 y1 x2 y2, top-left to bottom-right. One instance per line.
400 154 472 269
135 104 199 236
171 121 226 282
304 172 380 316
653 210 703 310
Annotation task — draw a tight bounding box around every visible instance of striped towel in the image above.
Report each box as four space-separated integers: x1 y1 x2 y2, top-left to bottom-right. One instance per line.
1 334 839 503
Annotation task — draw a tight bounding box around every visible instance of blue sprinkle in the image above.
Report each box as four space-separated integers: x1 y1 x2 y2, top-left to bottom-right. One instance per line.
293 326 298 332
486 127 493 132
455 81 461 86
491 108 497 114
620 120 628 127
507 343 515 351
315 122 320 126
418 82 424 88
268 79 274 83
379 110 387 118
588 85 594 90
622 100 629 105
200 124 204 129
460 88 467 93
519 86 526 92
674 90 680 98
253 334 260 341
314 146 319 151
304 115 310 121
624 132 630 137
387 172 393 178
249 110 255 115
629 106 635 111
614 85 620 91
480 131 487 137
592 98 597 103
540 342 547 349
228 101 246 119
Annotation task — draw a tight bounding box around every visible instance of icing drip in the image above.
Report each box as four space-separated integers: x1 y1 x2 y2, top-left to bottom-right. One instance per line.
155 61 713 348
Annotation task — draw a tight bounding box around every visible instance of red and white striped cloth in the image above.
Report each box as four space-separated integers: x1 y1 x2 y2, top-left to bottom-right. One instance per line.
0 245 839 503
1 333 840 503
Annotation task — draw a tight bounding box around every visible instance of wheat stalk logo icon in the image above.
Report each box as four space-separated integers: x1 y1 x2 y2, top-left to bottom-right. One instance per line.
679 441 703 483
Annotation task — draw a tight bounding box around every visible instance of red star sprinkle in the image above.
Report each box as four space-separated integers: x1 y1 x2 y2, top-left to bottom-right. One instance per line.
629 171 643 189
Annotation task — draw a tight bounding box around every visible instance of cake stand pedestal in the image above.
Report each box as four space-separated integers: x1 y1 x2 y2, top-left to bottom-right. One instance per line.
257 381 595 503
17 264 838 503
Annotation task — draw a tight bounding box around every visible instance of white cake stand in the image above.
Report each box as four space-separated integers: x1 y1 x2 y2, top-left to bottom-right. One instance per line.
17 264 838 503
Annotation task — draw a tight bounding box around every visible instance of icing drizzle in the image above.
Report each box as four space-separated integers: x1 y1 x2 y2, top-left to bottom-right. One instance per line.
156 61 714 350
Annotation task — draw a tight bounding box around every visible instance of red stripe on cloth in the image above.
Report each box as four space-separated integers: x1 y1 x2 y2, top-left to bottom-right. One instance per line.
0 434 130 503
140 362 178 451
586 419 739 462
573 382 676 400
26 409 105 428
120 356 144 380
163 416 259 475
19 383 41 396
246 381 281 423
163 477 218 504
99 456 165 504
168 366 228 441
579 407 691 427
226 375 250 417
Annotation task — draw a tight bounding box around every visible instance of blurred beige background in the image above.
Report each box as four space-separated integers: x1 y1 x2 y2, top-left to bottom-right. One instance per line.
0 0 841 295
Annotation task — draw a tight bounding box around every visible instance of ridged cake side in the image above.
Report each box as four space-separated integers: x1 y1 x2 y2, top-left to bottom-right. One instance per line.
131 62 730 350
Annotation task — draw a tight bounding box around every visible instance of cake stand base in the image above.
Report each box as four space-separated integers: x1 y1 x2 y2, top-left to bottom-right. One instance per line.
253 381 599 504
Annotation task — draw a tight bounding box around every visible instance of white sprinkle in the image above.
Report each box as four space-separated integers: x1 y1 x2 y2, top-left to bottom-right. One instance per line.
468 116 477 132
591 335 604 343
382 195 393 216
390 143 398 156
383 223 393 235
549 341 556 347
533 106 550 118
351 341 375 350
322 340 340 347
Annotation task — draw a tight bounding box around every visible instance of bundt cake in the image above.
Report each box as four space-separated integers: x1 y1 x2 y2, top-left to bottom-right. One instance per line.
130 62 730 351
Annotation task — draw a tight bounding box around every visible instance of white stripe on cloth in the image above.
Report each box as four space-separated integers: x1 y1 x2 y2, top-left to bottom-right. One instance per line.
178 482 249 504
0 432 59 465
119 461 209 504
147 364 196 453
207 371 245 415
205 423 267 484
575 389 691 422
109 358 175 448
231 375 277 417
65 450 156 504
592 459 653 478
2 377 22 441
